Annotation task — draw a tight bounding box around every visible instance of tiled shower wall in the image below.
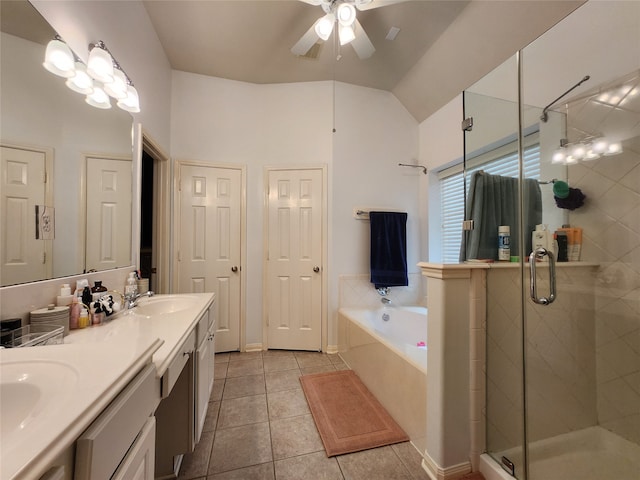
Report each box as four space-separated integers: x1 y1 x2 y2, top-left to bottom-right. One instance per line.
569 144 640 445
338 273 424 309
486 265 598 453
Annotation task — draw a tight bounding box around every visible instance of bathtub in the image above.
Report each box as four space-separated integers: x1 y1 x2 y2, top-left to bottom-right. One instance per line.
338 306 428 456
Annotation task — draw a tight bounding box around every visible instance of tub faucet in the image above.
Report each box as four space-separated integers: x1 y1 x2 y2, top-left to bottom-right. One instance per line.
124 290 155 309
381 297 392 305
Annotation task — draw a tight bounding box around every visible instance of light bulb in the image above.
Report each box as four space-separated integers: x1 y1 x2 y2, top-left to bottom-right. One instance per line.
314 14 334 41
337 3 356 26
339 25 355 45
565 155 578 165
591 138 608 154
584 148 600 161
65 62 94 94
552 148 566 164
117 84 140 113
104 68 128 99
571 143 587 160
604 142 623 156
87 44 114 83
43 39 75 77
86 85 112 109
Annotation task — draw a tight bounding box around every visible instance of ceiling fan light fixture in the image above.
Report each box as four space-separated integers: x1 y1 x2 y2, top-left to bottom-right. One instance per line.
314 14 335 41
339 25 356 45
337 3 356 26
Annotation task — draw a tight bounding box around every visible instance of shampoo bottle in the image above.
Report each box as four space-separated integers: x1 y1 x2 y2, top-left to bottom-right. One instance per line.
498 226 510 261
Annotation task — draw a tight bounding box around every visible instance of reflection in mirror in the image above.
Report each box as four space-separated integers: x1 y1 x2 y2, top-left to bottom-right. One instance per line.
0 0 133 287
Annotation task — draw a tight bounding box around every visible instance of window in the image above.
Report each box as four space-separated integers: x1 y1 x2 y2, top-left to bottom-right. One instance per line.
439 140 541 263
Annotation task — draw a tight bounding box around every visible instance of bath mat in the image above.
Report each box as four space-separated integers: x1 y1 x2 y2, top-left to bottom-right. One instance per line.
300 370 409 457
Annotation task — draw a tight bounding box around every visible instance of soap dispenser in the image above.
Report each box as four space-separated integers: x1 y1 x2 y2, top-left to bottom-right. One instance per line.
125 272 138 298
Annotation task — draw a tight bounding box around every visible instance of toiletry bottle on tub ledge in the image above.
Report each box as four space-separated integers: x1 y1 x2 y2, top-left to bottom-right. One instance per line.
498 226 510 261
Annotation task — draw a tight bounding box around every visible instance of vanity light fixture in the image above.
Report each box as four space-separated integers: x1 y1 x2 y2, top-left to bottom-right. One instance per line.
42 36 75 77
65 62 94 94
43 37 140 113
551 136 623 165
85 84 111 109
87 41 114 83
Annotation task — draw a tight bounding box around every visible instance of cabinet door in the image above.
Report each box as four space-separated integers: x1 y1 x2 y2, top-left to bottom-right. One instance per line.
195 335 210 444
112 417 155 480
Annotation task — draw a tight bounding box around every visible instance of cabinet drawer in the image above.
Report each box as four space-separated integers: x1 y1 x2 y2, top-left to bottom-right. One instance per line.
161 329 195 398
75 364 157 480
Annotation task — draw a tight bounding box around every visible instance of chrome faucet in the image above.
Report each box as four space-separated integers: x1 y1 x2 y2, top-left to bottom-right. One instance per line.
381 297 392 305
124 290 154 309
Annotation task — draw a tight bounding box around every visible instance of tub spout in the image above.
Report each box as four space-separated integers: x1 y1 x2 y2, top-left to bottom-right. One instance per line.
381 297 392 305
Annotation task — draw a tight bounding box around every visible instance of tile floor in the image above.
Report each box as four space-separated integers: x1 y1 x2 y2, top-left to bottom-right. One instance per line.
176 350 431 480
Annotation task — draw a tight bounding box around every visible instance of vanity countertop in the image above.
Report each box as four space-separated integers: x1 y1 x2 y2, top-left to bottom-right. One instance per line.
0 292 215 480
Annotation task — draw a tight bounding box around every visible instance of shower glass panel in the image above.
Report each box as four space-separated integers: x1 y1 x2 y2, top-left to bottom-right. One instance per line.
521 1 640 479
462 56 528 477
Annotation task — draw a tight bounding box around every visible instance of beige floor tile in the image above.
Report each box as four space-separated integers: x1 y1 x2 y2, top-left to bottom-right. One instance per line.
265 369 302 393
208 462 275 479
218 394 268 429
270 414 324 460
226 358 264 378
267 388 310 420
228 351 263 362
274 451 343 480
203 401 220 433
263 356 299 373
391 443 430 480
300 364 337 375
178 429 214 479
209 422 273 474
214 362 229 380
262 350 295 358
223 374 266 399
294 352 333 368
215 352 230 364
337 446 413 480
211 379 225 402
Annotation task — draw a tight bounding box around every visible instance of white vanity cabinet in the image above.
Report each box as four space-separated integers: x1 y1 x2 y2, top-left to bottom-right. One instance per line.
75 364 159 480
155 301 216 478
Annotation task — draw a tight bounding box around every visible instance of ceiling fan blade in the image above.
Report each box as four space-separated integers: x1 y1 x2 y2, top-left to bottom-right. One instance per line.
291 23 321 56
298 0 324 5
355 0 408 11
350 19 375 59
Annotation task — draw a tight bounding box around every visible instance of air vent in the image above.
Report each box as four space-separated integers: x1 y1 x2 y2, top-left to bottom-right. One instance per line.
386 26 400 41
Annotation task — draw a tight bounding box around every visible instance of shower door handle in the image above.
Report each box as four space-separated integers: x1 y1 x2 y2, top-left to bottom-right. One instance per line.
529 247 556 305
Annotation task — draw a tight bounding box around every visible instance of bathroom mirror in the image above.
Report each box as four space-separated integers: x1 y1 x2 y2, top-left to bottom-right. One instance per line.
0 0 133 287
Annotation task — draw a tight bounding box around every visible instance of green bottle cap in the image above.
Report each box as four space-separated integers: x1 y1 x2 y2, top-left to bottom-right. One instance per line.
553 180 570 199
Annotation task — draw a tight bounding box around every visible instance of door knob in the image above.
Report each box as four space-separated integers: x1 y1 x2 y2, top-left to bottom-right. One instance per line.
313 266 320 273
231 266 238 272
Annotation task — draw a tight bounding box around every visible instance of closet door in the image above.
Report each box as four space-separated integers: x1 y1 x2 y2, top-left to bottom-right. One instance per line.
265 167 324 351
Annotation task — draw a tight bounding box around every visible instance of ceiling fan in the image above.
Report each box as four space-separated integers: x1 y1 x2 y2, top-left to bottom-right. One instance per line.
291 0 405 60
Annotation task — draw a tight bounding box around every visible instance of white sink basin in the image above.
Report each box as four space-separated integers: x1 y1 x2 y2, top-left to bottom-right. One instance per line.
0 360 79 438
134 294 200 317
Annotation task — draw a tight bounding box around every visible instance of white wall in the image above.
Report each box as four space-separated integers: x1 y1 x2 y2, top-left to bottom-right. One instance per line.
170 73 419 347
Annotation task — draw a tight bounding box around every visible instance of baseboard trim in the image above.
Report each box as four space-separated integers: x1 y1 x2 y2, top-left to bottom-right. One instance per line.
422 451 471 480
244 343 263 352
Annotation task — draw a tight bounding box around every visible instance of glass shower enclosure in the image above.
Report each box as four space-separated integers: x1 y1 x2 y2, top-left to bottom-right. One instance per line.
462 2 640 479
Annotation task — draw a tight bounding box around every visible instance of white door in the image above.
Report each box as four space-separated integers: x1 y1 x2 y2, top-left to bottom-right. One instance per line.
177 163 242 352
266 168 323 351
85 156 132 272
1 145 51 285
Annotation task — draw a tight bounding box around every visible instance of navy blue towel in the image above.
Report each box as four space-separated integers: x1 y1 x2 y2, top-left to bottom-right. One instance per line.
369 211 408 289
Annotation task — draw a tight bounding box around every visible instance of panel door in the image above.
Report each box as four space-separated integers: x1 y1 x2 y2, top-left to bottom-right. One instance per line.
85 156 132 272
1 145 50 285
177 164 242 352
266 168 323 351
